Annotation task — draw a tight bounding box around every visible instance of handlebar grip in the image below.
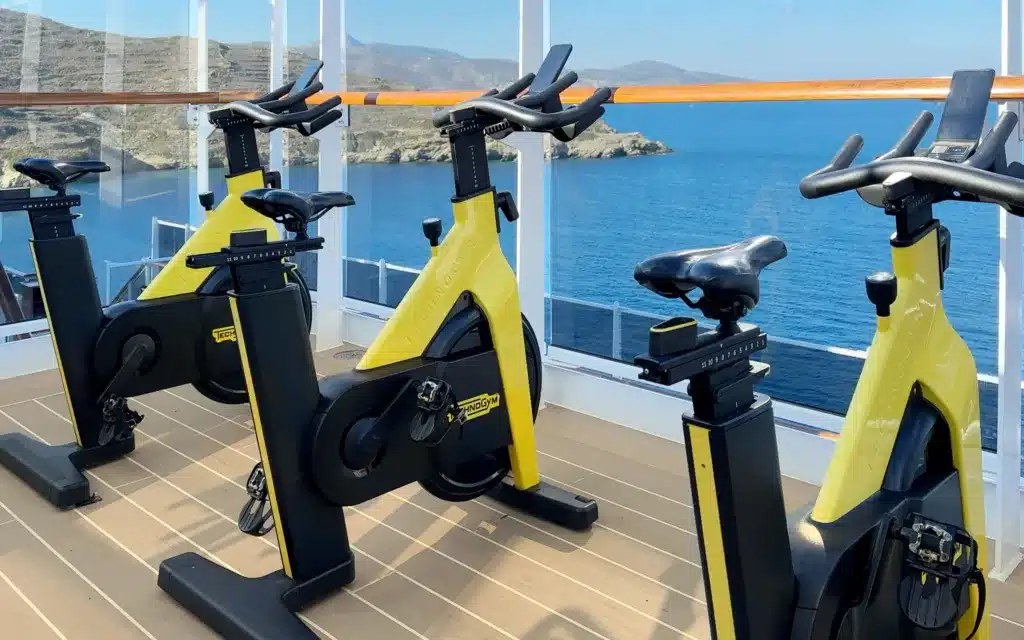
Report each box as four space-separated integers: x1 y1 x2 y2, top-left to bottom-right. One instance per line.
553 87 612 126
515 71 579 108
252 81 295 105
493 73 536 100
257 81 323 113
799 164 864 199
553 105 605 143
301 108 342 136
807 135 864 180
967 110 1019 169
271 96 339 127
876 111 934 161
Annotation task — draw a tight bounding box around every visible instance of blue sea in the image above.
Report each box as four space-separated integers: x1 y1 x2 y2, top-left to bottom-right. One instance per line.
344 99 1001 375
0 99 1010 383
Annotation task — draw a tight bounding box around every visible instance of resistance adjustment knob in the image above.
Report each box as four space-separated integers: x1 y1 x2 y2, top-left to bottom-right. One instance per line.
423 218 442 247
865 272 897 317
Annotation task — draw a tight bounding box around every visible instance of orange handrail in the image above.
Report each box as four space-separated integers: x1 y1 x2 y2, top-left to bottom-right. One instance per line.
313 76 1024 106
0 90 255 106
2 75 1024 107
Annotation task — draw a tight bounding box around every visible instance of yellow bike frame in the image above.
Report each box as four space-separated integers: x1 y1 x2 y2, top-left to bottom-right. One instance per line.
356 189 541 490
811 227 988 638
138 170 279 299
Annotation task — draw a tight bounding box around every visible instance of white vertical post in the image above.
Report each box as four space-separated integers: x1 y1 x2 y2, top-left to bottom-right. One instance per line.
611 302 621 361
101 0 125 209
5 0 42 248
314 0 346 350
269 0 287 186
378 259 387 304
191 0 212 229
517 0 547 358
993 0 1024 582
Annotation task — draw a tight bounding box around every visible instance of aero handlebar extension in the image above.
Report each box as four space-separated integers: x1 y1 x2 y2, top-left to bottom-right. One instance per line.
800 109 1024 212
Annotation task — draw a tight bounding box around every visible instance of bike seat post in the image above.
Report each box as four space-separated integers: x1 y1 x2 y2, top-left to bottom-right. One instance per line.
637 319 795 639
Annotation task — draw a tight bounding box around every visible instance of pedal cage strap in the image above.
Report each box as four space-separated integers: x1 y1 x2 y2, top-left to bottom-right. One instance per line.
238 462 274 537
964 565 986 640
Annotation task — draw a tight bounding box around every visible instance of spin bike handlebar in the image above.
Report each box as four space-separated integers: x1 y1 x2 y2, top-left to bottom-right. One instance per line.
875 111 934 161
219 96 343 135
431 76 612 140
213 60 344 136
800 109 1024 213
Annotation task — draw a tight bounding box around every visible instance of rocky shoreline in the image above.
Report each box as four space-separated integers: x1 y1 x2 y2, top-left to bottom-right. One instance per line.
0 104 670 188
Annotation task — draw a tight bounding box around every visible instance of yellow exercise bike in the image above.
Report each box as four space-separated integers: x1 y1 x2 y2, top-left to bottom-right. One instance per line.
633 69 1016 638
158 44 609 640
0 61 343 509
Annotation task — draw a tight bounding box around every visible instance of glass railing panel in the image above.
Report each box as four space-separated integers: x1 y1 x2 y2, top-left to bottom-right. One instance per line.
279 0 322 289
0 104 195 315
0 3 196 336
548 1 999 83
341 0 519 305
548 98 1008 450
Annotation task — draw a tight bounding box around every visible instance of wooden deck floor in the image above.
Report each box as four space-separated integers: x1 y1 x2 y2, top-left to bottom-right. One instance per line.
0 345 1023 639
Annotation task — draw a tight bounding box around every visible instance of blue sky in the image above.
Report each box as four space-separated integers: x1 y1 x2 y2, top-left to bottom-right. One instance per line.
0 0 1001 80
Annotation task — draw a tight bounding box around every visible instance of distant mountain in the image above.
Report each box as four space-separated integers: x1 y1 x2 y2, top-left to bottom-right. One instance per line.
0 8 739 93
0 8 743 176
578 61 746 87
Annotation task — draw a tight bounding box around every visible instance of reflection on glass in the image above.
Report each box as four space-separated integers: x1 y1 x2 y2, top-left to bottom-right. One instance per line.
0 3 195 337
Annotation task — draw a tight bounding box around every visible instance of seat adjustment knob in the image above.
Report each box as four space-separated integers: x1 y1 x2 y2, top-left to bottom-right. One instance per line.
423 218 442 247
866 272 897 317
199 191 215 211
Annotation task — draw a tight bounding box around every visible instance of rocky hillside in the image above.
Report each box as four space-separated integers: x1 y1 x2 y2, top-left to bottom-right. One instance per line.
0 8 738 177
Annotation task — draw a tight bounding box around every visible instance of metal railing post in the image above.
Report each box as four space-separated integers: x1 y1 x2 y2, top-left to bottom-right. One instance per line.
992 0 1024 582
104 262 112 305
269 0 287 187
611 301 622 361
189 0 212 230
312 0 346 350
517 0 548 405
377 259 387 305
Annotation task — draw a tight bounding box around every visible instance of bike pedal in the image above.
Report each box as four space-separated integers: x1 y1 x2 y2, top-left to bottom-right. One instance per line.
97 395 143 447
894 513 982 633
410 378 461 446
415 377 453 412
238 463 274 537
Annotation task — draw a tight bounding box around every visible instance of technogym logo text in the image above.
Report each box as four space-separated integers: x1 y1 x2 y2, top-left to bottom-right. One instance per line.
451 393 501 422
212 326 237 343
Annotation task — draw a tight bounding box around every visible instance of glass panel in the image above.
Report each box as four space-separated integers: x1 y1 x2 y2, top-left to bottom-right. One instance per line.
548 2 1006 450
283 0 322 288
0 1 194 340
342 0 518 306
